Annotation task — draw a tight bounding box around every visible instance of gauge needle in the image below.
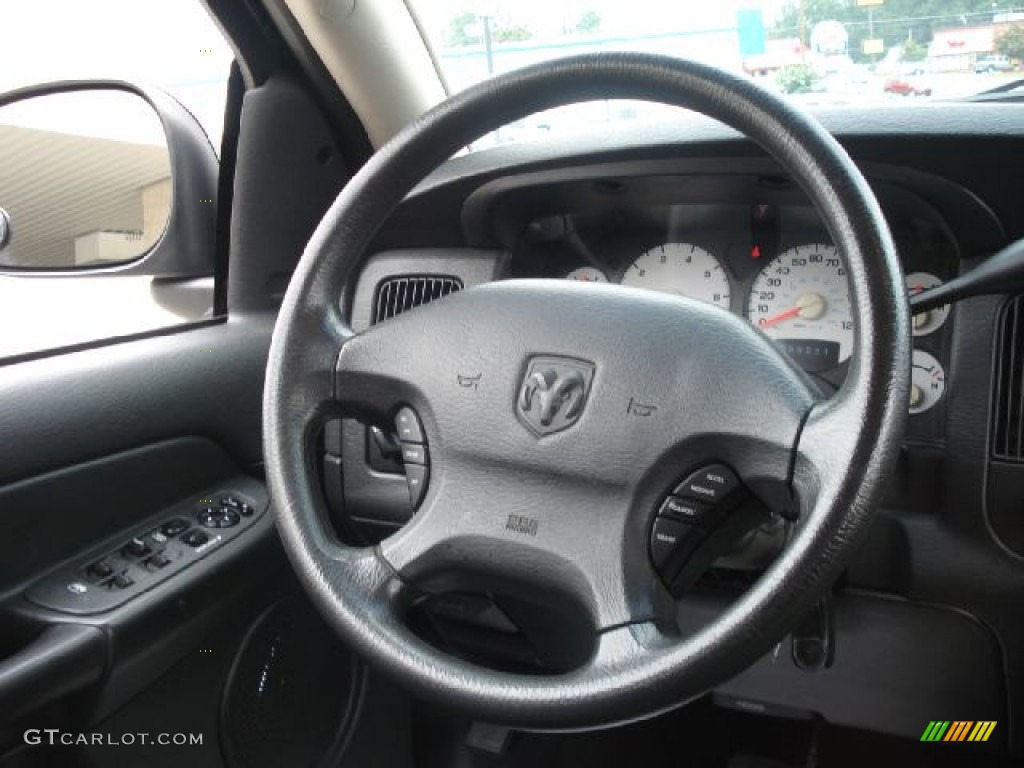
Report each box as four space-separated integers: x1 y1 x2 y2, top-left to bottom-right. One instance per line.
759 294 827 328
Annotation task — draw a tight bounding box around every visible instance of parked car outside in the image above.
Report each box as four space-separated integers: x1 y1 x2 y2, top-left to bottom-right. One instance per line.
884 77 933 96
975 54 1013 74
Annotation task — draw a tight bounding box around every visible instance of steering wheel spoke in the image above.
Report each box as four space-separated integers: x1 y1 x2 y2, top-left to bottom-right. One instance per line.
378 458 659 631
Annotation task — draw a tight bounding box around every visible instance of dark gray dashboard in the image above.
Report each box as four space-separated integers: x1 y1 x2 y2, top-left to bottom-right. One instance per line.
326 104 1024 746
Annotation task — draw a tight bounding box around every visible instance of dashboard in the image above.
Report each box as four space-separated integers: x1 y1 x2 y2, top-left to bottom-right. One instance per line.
489 172 960 426
328 108 1024 745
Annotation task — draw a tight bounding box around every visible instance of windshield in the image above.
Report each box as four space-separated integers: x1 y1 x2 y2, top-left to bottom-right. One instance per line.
414 1 1024 143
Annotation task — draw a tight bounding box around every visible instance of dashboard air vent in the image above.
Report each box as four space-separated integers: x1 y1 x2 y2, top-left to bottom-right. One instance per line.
373 275 463 325
993 295 1024 462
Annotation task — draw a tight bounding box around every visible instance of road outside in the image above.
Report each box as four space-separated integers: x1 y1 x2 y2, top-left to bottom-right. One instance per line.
785 69 1020 106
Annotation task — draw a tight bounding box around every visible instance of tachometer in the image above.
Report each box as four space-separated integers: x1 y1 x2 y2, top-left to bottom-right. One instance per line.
620 243 730 309
747 243 853 371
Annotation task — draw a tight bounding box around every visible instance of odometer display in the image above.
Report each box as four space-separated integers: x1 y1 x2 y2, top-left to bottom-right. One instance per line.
747 243 853 366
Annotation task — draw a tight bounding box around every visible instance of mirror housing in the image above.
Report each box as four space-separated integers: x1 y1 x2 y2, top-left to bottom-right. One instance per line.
0 80 218 278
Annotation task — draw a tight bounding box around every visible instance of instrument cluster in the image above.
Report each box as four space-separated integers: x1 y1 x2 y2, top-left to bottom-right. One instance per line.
510 201 954 399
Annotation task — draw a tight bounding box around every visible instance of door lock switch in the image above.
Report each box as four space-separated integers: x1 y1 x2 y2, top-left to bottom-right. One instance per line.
160 518 189 537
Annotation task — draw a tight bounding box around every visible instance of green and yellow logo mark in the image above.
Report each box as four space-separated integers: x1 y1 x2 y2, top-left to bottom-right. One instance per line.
920 721 997 743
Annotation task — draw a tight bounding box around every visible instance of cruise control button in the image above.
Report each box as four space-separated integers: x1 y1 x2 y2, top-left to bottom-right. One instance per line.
405 464 429 508
650 518 686 571
674 464 740 503
649 518 705 578
401 443 428 465
395 407 425 444
659 496 718 527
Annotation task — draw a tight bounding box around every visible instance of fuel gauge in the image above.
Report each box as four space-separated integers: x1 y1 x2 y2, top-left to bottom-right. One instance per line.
910 349 945 415
565 266 608 282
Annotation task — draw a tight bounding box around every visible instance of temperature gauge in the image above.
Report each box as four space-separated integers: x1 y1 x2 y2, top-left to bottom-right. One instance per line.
906 272 950 336
910 349 945 415
565 266 607 282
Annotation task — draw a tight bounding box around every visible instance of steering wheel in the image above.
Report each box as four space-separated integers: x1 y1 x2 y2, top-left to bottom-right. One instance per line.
264 53 909 729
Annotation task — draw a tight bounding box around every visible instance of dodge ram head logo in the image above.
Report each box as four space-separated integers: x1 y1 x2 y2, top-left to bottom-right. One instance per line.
517 356 595 436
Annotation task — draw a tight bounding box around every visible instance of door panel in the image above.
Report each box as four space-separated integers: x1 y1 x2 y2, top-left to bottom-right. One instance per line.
0 318 272 487
0 319 280 764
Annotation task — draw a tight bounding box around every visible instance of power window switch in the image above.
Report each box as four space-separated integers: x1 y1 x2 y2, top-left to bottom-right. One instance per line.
123 537 151 558
85 560 114 582
147 553 171 569
112 573 134 590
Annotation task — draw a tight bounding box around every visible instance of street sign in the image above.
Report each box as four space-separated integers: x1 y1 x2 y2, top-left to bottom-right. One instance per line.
737 8 767 56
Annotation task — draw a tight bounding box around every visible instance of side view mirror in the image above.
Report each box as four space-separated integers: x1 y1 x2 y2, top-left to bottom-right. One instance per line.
0 80 217 277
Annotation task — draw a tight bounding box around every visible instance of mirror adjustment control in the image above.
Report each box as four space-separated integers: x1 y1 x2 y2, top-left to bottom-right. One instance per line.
220 496 255 517
198 505 241 528
673 464 740 504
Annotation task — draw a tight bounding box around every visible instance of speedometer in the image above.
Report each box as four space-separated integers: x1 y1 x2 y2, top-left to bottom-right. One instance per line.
747 243 853 371
620 243 730 309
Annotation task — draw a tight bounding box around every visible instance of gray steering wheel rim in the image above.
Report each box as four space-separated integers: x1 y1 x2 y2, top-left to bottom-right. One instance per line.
263 52 909 729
